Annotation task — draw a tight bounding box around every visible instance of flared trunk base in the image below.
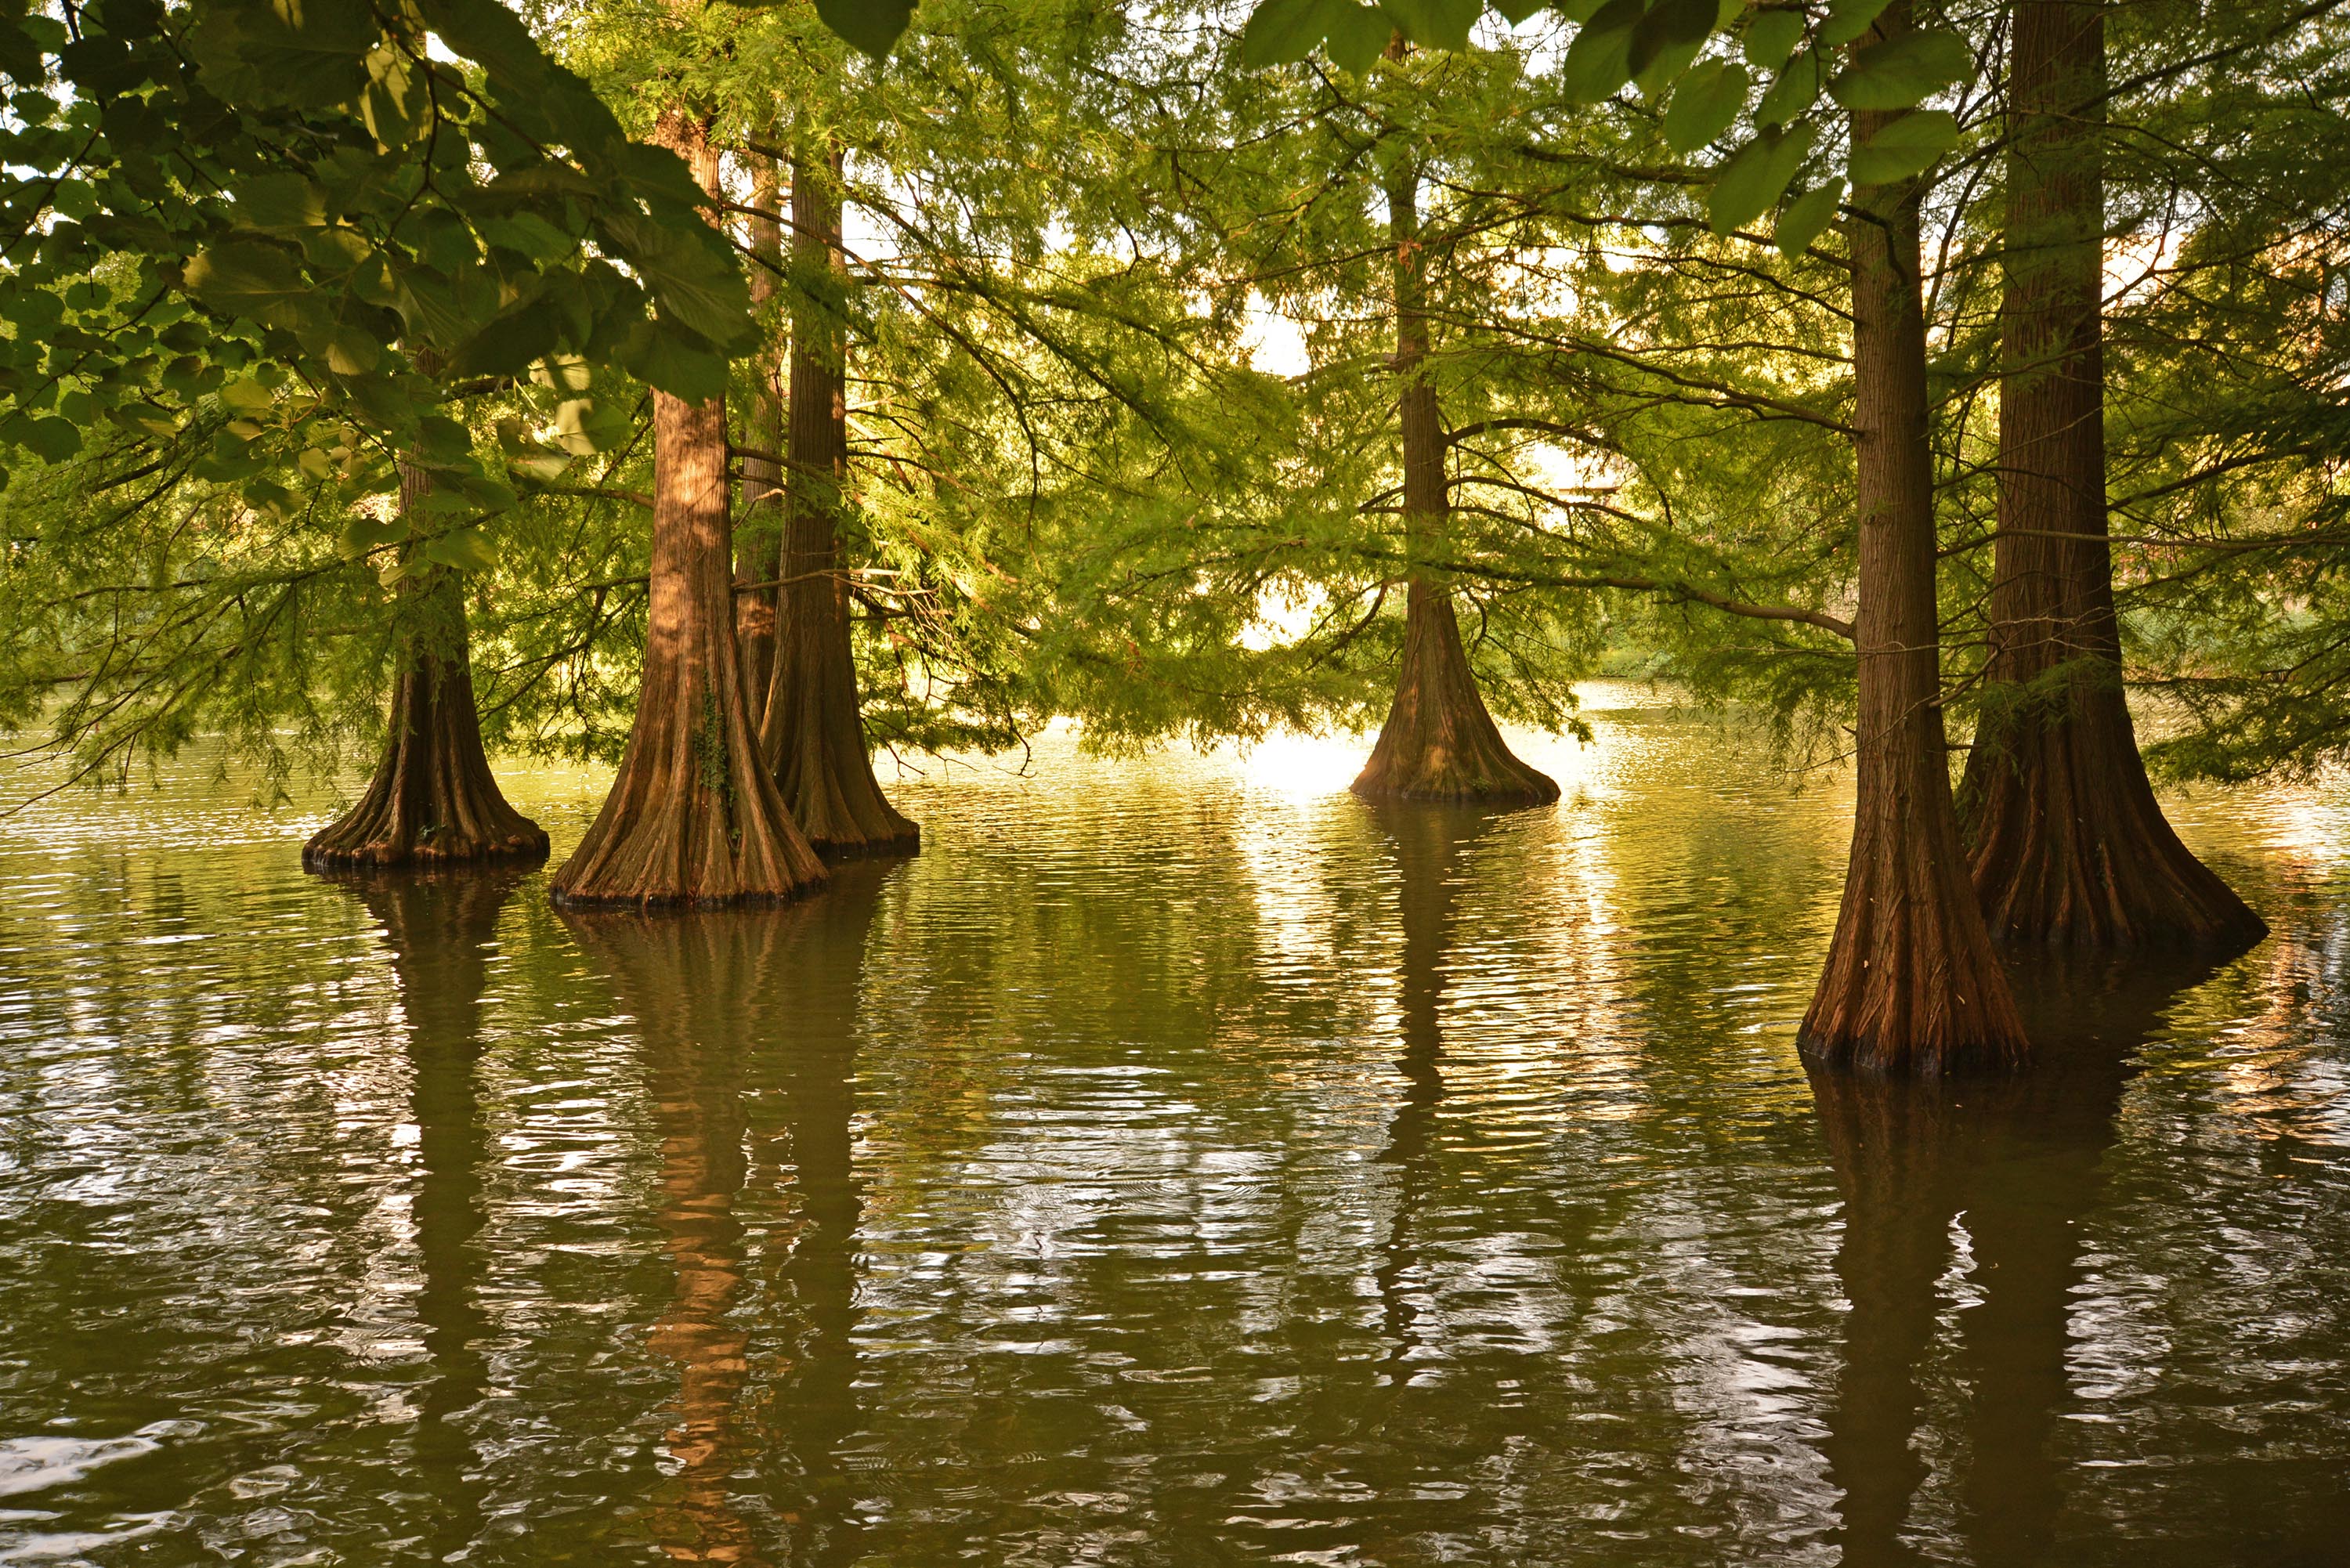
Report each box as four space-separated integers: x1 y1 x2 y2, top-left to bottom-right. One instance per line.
1353 582 1560 808
304 660 548 871
1961 701 2265 950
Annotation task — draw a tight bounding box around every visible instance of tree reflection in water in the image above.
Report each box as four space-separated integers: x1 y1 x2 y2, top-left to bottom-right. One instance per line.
562 863 891 1567
1365 800 1513 1378
329 865 534 1564
1810 952 2232 1566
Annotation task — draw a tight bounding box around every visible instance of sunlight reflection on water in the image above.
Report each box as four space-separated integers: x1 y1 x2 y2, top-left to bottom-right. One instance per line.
0 683 2345 1565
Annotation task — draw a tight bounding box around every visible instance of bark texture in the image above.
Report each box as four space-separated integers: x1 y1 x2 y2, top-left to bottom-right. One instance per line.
1799 4 2028 1075
1351 150 1558 807
758 146 919 858
735 155 786 710
551 114 826 909
1957 0 2264 949
305 436 547 869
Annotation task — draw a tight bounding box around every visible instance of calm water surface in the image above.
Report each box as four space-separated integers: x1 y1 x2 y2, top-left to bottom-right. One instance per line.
2 687 2346 1565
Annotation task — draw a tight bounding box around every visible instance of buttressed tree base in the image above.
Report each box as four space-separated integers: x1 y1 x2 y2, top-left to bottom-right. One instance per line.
759 147 919 860
1958 0 2264 952
1352 580 1561 807
306 439 547 871
1796 2 2028 1078
550 113 826 909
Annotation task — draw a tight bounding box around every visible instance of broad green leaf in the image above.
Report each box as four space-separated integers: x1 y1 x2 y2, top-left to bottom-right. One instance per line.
7 414 81 461
1827 28 1973 110
532 355 593 394
1775 179 1844 257
1848 107 1958 186
187 0 375 108
242 479 295 518
1379 0 1478 51
1325 2 1392 70
424 526 499 572
1755 49 1820 125
1741 8 1803 70
442 303 555 383
321 323 382 376
237 172 331 229
619 326 728 406
1629 0 1716 80
1708 122 1817 233
219 378 275 415
1818 0 1894 46
337 512 407 561
594 208 754 353
1559 0 1643 103
814 0 917 60
1663 56 1747 151
183 240 309 329
416 415 475 464
508 450 569 482
357 45 422 147
1491 0 1546 20
0 17 46 83
554 396 631 455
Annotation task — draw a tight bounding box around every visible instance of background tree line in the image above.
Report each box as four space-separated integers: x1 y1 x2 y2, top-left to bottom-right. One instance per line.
2 0 2345 1071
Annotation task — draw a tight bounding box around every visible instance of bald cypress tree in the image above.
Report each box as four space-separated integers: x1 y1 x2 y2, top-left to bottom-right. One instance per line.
1958 0 2265 950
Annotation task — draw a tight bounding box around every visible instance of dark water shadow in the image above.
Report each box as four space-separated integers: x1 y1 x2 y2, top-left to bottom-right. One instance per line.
559 863 892 1567
325 863 536 1563
1361 801 1516 1378
1809 950 2233 1567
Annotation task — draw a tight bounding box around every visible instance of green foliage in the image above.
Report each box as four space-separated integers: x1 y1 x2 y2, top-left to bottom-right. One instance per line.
1 0 2346 811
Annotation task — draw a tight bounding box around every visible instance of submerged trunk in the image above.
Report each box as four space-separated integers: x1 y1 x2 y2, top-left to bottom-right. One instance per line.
1354 149 1556 806
759 145 918 858
735 155 786 709
551 114 826 909
1799 3 2027 1075
1957 0 2264 949
306 419 548 869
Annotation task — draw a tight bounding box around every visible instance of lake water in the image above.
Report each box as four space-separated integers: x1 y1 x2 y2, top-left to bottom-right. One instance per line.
2 686 2345 1565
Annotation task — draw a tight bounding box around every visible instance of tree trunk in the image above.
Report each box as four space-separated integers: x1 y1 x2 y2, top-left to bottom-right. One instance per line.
1957 0 2264 950
759 144 919 858
1352 147 1558 807
736 155 786 710
1799 2 2028 1075
305 408 548 869
551 113 826 909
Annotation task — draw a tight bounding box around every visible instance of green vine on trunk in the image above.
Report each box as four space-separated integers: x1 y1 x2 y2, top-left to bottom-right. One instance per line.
692 686 739 844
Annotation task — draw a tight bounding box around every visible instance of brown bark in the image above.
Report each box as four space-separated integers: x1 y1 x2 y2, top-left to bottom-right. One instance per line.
736 155 786 710
758 145 918 858
551 113 826 909
1352 149 1559 807
1957 0 2264 950
305 424 548 869
1799 2 2028 1075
